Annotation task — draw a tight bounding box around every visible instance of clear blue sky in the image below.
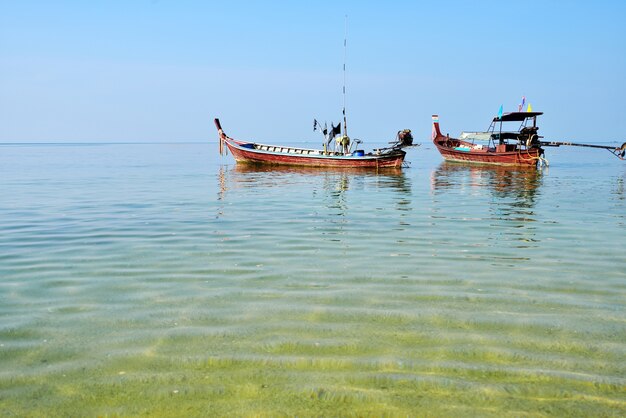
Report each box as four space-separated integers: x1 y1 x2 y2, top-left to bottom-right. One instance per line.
1 0 625 143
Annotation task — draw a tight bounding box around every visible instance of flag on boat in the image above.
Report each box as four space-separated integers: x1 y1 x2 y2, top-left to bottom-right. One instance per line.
518 96 526 112
498 105 503 119
527 103 533 112
330 123 342 138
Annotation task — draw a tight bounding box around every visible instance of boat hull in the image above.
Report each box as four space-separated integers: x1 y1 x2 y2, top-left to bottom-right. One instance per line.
431 115 543 167
433 137 542 167
226 141 405 168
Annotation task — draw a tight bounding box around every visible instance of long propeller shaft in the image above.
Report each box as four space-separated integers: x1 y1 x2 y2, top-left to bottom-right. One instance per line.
541 141 626 159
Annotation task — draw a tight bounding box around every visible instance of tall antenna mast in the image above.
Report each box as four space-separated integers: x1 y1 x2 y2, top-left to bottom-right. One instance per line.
342 15 348 138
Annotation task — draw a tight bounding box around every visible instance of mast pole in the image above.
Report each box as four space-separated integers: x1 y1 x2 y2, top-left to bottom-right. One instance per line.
343 15 348 138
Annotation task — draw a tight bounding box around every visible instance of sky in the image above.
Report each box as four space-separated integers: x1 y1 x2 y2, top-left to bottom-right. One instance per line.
1 0 625 144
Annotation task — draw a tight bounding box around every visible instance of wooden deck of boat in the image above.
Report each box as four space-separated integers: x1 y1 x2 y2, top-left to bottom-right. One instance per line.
252 143 352 157
254 144 321 155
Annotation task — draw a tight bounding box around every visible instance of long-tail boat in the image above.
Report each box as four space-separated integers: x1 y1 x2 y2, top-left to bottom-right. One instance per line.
214 118 413 169
214 20 416 170
432 112 625 166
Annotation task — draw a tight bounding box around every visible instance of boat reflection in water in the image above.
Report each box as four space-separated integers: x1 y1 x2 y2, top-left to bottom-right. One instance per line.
219 163 410 192
216 163 411 220
431 162 543 205
430 162 544 252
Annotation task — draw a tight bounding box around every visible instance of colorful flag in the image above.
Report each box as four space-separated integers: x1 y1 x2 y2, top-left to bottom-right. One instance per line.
498 105 503 119
518 96 526 112
527 103 533 112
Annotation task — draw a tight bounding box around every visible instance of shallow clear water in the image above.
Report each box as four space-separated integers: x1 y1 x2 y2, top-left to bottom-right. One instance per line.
1 142 624 416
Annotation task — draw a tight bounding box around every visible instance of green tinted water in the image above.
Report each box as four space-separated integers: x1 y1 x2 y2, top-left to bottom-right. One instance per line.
0 143 624 416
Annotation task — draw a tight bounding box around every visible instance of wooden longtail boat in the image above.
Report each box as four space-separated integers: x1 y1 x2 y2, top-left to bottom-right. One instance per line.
214 21 418 170
432 112 546 166
214 118 413 169
432 112 625 167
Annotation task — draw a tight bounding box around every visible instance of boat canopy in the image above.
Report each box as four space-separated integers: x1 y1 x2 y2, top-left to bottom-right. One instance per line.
493 111 543 122
459 132 492 141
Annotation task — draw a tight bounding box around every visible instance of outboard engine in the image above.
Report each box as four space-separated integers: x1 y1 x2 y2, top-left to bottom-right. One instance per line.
520 126 541 148
396 129 413 147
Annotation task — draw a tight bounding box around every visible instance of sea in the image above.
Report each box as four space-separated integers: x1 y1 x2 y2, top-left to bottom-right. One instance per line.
1 140 624 416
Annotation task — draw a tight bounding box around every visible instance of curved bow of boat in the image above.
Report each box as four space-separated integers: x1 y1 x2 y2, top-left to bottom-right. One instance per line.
215 118 233 156
431 114 443 142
